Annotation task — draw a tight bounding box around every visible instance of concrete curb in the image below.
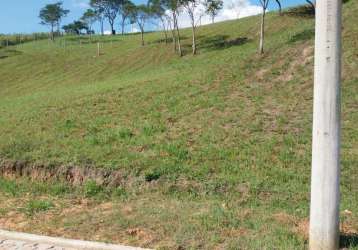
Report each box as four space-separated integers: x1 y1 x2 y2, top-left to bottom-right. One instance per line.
0 230 152 250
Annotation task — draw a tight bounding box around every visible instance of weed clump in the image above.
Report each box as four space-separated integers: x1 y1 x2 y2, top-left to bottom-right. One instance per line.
83 180 103 197
145 171 161 182
23 200 54 216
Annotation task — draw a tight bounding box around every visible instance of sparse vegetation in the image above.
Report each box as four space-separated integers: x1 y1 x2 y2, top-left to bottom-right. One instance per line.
22 200 54 216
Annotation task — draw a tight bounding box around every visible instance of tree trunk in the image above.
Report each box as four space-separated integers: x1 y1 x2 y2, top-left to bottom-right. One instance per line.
121 19 126 35
163 28 168 44
51 24 54 41
141 29 144 46
101 19 104 36
259 8 266 54
191 25 196 55
57 22 60 36
275 0 282 15
161 18 168 44
171 14 177 52
171 27 177 51
89 25 92 40
175 16 182 57
110 21 115 35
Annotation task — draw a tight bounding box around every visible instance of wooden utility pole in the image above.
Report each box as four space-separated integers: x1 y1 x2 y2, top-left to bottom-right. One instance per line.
309 0 342 250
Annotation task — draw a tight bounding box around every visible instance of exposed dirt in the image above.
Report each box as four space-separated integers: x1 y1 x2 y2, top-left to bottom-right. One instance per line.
0 159 124 187
277 44 314 82
273 212 358 241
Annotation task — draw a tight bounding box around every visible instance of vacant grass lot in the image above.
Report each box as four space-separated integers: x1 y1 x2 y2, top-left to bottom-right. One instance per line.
0 2 357 249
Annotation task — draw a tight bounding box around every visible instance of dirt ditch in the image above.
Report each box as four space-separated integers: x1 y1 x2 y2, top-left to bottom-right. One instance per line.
0 159 124 187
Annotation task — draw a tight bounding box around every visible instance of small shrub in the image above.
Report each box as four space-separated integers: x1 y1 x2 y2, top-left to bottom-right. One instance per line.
112 186 127 198
50 183 71 196
142 123 165 136
23 200 54 216
165 143 189 162
63 119 76 130
86 135 100 145
83 180 103 197
145 171 161 182
0 178 20 196
117 128 133 139
142 124 157 136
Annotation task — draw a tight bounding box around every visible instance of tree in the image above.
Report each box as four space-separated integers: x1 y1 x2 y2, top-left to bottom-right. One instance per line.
92 0 121 35
119 0 136 35
90 0 106 35
81 9 98 36
133 4 151 46
227 0 246 19
39 2 69 41
305 0 315 13
163 0 182 56
106 0 123 35
275 0 315 15
181 0 206 55
258 0 269 54
275 0 282 15
205 0 223 23
62 23 75 35
149 0 170 43
63 21 88 35
165 13 177 51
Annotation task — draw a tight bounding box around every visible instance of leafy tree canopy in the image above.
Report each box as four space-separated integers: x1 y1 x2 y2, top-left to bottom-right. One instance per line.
39 2 69 27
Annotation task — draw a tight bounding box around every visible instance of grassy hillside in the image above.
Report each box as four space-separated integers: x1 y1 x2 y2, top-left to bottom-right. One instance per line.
0 2 357 249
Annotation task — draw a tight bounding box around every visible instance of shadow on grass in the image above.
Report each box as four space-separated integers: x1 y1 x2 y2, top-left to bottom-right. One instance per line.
63 36 124 44
340 233 358 249
150 38 172 44
0 49 23 59
65 36 91 42
150 36 189 45
284 5 315 18
339 234 358 248
289 29 315 43
198 35 250 51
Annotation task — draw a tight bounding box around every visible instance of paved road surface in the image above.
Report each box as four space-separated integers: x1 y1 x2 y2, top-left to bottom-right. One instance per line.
0 237 76 250
0 230 149 250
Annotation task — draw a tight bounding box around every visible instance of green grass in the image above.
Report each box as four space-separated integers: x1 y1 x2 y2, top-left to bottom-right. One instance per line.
21 200 54 216
0 2 357 249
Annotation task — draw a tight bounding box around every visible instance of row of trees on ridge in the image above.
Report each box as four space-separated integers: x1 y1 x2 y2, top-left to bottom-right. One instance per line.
39 0 317 56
